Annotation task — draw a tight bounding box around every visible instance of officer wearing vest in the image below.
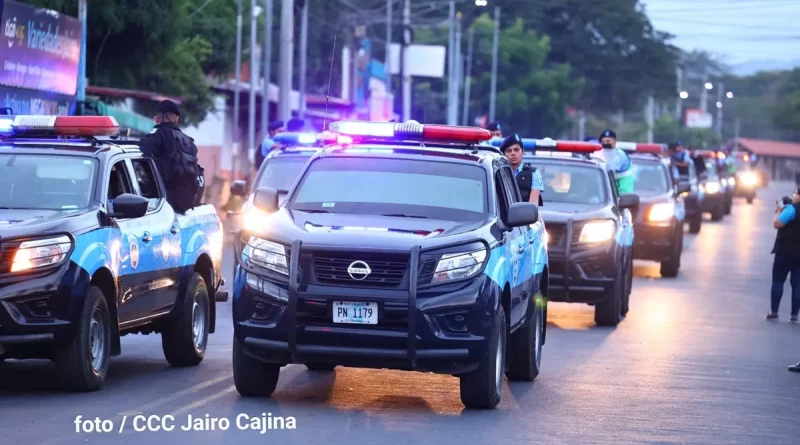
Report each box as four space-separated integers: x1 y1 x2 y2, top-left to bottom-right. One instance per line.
593 129 634 194
500 134 544 206
767 189 800 323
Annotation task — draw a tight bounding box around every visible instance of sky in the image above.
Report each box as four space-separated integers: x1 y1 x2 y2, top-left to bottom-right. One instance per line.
641 0 800 69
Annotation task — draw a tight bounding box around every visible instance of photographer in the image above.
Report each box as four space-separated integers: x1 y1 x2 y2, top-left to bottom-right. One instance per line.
767 189 800 323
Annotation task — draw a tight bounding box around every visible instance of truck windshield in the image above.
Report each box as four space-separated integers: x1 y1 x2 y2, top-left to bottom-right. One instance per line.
0 154 97 210
631 160 671 196
254 156 311 192
536 163 608 204
704 159 719 178
289 157 487 221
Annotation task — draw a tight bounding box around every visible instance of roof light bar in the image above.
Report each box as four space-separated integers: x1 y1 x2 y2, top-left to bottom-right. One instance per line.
328 120 493 143
491 137 600 153
0 115 120 138
273 132 318 146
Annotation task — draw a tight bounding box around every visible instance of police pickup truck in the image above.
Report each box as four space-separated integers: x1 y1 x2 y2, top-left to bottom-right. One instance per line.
521 139 638 326
0 115 225 391
625 145 688 278
232 121 548 409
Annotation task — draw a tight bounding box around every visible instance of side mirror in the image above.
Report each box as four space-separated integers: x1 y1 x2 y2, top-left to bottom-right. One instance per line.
618 193 640 209
109 193 149 219
230 180 248 197
253 187 280 213
507 202 539 227
677 182 691 193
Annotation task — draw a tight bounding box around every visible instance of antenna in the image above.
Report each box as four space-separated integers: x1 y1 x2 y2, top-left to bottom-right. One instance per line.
322 34 337 131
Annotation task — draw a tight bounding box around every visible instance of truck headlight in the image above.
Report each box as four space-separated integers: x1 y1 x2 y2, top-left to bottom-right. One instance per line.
243 201 271 233
648 202 675 223
243 237 288 275
433 249 487 283
578 220 616 244
741 171 757 187
729 177 736 186
11 235 73 272
704 181 721 194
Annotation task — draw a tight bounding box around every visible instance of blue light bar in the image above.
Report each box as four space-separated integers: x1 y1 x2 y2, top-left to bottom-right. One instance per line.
0 117 13 136
273 132 318 146
489 137 589 151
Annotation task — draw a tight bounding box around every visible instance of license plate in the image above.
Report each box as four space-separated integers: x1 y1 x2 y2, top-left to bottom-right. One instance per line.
332 301 377 325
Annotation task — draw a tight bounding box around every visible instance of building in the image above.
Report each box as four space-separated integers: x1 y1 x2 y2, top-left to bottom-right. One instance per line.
726 138 800 181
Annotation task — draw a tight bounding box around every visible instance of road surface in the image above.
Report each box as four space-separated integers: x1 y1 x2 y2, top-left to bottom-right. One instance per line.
1 182 799 445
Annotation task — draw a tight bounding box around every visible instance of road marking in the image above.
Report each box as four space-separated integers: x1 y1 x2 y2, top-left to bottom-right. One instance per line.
118 373 232 416
169 385 237 416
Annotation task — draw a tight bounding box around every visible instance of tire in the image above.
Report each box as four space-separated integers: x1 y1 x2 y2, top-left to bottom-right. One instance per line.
595 267 623 326
460 305 506 409
233 335 280 397
506 300 544 381
660 232 682 278
724 197 732 215
711 204 724 221
688 213 702 234
161 272 210 367
621 256 632 317
305 363 336 371
746 194 754 204
54 285 111 392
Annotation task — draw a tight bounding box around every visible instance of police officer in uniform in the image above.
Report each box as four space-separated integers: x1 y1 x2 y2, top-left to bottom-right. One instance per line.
593 129 634 194
767 188 800 323
500 134 544 205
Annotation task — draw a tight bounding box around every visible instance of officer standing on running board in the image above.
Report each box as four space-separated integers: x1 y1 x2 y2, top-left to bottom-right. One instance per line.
593 129 634 194
500 134 544 205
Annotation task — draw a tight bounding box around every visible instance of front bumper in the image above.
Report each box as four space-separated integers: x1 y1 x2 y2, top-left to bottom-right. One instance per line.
544 221 620 303
701 192 724 212
633 222 678 261
232 239 499 375
0 261 83 354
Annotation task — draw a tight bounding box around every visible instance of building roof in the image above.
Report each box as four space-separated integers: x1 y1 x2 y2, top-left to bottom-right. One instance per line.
729 138 800 159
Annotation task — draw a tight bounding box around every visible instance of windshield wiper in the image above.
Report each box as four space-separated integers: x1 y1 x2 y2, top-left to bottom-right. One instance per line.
381 213 429 219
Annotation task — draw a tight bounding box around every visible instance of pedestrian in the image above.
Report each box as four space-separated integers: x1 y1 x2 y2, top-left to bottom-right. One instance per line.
593 129 634 194
138 100 205 214
766 188 800 323
256 120 285 170
500 134 544 205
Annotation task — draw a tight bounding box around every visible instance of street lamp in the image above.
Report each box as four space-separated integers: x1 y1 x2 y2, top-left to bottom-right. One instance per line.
475 0 487 5
679 91 689 99
727 91 734 99
716 101 722 109
705 82 713 90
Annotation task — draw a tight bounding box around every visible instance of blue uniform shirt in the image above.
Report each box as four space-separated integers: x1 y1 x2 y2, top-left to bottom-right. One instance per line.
778 205 796 225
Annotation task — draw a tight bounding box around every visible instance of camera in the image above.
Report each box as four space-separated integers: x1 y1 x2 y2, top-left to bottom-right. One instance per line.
778 196 791 208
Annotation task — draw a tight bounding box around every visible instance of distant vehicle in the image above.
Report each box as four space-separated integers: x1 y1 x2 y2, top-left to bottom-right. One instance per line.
731 152 758 204
522 139 638 326
674 159 704 233
625 145 688 278
694 150 733 218
690 153 725 221
0 115 225 391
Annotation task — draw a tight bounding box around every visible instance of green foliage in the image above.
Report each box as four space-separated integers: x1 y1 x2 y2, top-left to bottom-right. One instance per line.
773 69 800 140
653 116 720 148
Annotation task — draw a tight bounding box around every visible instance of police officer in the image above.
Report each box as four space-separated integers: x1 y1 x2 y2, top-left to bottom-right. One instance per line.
256 120 285 170
486 122 502 138
767 188 800 323
500 134 544 205
139 100 204 213
594 129 634 194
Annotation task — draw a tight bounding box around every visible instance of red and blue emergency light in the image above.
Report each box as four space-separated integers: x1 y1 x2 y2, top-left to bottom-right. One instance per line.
0 115 120 138
617 141 666 155
328 120 493 143
490 136 600 152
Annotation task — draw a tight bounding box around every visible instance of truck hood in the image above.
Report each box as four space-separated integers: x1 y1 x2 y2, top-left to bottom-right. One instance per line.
540 202 613 223
254 208 485 250
0 208 92 238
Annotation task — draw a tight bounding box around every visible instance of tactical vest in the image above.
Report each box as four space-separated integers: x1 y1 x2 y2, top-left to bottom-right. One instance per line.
773 202 800 257
516 165 543 206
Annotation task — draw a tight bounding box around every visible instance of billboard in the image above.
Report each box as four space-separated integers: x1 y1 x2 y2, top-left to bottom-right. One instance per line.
685 108 713 129
0 85 71 115
0 0 81 96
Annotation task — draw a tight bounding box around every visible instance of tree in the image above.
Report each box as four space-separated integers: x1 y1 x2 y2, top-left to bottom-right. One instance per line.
773 68 800 141
26 0 237 126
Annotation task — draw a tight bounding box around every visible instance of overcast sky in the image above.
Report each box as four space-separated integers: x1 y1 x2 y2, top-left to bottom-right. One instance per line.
640 0 800 66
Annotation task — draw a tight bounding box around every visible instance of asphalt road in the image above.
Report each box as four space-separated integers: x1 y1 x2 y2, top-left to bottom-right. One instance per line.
2 182 799 445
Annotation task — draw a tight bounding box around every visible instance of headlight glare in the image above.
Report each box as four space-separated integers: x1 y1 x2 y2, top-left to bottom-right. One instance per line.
578 220 616 243
243 236 288 275
648 202 675 223
11 235 72 272
433 249 487 283
741 172 757 186
243 203 271 233
705 181 721 194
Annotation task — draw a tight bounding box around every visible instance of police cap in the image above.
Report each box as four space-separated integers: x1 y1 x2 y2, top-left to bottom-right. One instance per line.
486 122 501 132
157 100 180 116
268 120 285 131
499 133 522 152
599 129 616 140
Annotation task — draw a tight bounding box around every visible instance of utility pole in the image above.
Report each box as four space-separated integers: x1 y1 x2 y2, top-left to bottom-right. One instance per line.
577 111 586 140
675 65 682 120
715 81 724 139
645 94 655 143
261 0 273 136
298 0 308 119
700 67 709 113
248 0 258 168
734 117 740 151
385 0 392 101
488 6 500 122
401 0 411 121
453 12 462 123
77 0 87 101
461 26 474 126
232 0 243 179
446 1 456 125
278 0 294 121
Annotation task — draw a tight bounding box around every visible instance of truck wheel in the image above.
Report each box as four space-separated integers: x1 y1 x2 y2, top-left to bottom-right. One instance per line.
306 363 336 371
54 285 111 392
233 335 280 397
711 204 724 221
460 305 506 409
162 272 210 367
506 301 544 381
621 257 632 317
746 194 754 204
724 198 732 215
660 233 682 278
688 213 702 234
595 268 623 326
